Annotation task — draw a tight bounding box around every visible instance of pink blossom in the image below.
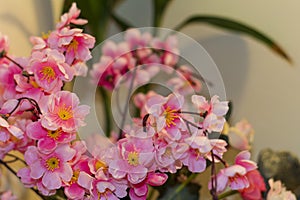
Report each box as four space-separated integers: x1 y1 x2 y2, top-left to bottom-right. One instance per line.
40 91 90 133
181 134 212 172
24 144 75 190
267 179 296 200
129 172 168 200
0 191 17 200
17 167 56 196
0 32 9 54
133 91 158 117
0 116 23 140
109 137 154 184
0 60 21 106
192 95 229 133
167 65 202 95
30 49 74 93
207 139 228 161
78 169 128 200
151 35 179 67
48 27 95 65
209 151 257 192
228 119 254 150
64 157 90 199
30 36 47 51
153 131 188 173
146 93 184 139
239 169 266 200
56 3 88 30
26 121 75 154
90 41 136 90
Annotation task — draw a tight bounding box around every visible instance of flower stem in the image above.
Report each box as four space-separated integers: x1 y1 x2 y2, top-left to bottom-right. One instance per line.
4 55 23 70
217 190 238 199
166 173 198 200
118 66 137 139
98 87 112 137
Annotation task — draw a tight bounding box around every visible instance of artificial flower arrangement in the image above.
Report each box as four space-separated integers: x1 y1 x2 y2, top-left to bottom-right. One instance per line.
0 3 296 200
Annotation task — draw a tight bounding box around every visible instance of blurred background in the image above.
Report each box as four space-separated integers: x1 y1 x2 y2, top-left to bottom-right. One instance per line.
0 0 299 199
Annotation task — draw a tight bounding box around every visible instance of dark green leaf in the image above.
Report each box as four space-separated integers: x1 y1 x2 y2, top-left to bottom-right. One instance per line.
153 0 173 27
175 15 292 63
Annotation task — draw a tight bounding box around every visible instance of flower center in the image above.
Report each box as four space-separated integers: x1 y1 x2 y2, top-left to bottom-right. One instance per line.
98 189 112 199
58 104 73 120
127 151 139 166
95 160 107 171
164 147 172 158
47 129 62 140
40 66 56 83
67 39 79 52
163 106 179 127
70 170 80 184
45 157 60 171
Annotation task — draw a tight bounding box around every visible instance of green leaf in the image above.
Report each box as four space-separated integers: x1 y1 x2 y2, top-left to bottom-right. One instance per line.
153 0 173 27
174 15 292 63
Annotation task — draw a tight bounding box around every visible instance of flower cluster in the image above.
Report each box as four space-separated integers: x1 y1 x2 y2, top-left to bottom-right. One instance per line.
90 29 201 95
0 3 296 200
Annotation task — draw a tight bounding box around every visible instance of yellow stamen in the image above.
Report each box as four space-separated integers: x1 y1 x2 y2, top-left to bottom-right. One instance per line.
95 160 107 171
127 152 139 166
67 39 79 52
41 31 51 40
163 106 179 127
70 170 80 184
58 104 73 120
47 129 62 140
40 66 56 83
46 157 60 171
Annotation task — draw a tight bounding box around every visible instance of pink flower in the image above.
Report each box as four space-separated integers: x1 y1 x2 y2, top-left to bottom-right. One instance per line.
109 137 154 184
267 179 296 200
78 170 128 200
146 93 184 140
151 35 179 67
129 172 168 200
209 151 257 192
40 91 90 133
90 41 136 90
192 95 229 133
228 120 254 150
64 157 90 200
56 3 88 30
48 27 95 65
0 32 9 54
133 91 158 117
26 121 75 154
0 191 17 200
30 49 74 93
167 65 202 95
17 167 56 196
24 144 75 190
153 131 188 173
181 134 212 172
0 116 23 141
0 60 21 106
239 169 266 200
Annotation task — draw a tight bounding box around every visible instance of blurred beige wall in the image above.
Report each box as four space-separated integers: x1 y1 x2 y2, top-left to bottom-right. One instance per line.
0 0 299 199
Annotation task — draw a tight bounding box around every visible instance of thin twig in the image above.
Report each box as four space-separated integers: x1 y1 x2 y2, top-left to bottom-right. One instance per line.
4 55 23 70
118 66 138 139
